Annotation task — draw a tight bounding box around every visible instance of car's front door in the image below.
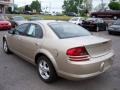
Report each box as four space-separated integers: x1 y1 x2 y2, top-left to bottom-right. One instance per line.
7 23 29 53
17 23 44 62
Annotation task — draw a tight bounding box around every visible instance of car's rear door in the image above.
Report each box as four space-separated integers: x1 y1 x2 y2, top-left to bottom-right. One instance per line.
17 23 44 62
97 11 106 18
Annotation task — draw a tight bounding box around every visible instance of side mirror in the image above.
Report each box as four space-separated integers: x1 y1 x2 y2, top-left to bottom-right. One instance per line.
8 29 16 35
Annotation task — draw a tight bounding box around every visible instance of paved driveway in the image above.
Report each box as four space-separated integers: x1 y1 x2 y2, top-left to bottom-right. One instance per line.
0 31 120 90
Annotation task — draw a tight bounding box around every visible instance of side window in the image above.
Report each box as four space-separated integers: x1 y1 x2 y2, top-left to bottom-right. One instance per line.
27 24 43 38
15 24 29 35
35 24 43 38
27 24 36 37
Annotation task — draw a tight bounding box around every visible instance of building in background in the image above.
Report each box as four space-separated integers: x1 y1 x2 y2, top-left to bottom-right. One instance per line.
0 0 13 13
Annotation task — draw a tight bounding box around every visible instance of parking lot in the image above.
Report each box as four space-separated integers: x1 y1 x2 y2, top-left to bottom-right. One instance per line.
0 31 120 90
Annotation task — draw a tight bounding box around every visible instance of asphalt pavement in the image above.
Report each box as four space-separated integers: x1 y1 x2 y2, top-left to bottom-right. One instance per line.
0 31 120 90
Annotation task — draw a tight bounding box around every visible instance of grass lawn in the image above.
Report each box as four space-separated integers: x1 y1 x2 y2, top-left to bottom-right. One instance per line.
7 14 73 21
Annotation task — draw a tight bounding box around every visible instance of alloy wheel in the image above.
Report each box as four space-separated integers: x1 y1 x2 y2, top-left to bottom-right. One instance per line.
38 60 50 80
3 41 8 52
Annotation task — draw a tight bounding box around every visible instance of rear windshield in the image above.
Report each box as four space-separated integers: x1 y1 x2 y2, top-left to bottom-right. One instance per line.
48 22 91 39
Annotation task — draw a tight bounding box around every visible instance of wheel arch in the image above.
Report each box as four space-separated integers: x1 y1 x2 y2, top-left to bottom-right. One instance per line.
3 37 5 41
35 49 58 73
3 36 7 42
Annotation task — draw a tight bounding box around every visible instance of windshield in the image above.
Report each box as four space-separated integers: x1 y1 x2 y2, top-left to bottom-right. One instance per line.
48 22 91 39
87 18 103 23
13 16 25 21
113 20 120 25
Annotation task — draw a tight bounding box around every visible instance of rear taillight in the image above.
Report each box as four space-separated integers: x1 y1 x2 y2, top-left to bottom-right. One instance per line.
8 22 11 26
66 47 90 61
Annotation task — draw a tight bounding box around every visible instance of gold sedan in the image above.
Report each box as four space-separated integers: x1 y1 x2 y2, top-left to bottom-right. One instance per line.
3 20 114 83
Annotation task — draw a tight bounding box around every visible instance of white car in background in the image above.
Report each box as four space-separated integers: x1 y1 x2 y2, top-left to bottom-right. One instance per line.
69 17 84 25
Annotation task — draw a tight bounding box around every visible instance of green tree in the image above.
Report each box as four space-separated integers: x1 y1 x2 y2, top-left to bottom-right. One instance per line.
83 0 92 11
31 0 41 13
14 4 18 11
8 7 12 13
108 1 120 10
62 0 83 14
18 6 24 13
25 5 31 11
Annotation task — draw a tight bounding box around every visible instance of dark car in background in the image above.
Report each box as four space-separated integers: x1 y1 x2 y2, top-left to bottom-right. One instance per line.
9 16 28 28
67 12 77 16
24 11 33 15
90 10 120 20
81 18 108 32
0 14 11 30
108 19 120 35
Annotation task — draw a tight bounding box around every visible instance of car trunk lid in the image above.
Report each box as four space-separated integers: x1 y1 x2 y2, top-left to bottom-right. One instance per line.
85 40 111 58
0 21 9 25
62 36 111 58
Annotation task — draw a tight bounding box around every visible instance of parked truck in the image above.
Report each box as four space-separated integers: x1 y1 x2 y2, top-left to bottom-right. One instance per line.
90 10 120 20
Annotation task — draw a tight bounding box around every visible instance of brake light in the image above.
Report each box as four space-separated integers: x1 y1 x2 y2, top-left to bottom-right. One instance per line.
8 22 11 26
66 47 90 61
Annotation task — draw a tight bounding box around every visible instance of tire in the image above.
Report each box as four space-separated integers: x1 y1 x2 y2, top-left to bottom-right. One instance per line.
105 24 108 31
37 56 57 83
14 23 18 28
96 26 99 32
108 31 112 35
105 26 107 31
3 39 11 54
113 16 117 20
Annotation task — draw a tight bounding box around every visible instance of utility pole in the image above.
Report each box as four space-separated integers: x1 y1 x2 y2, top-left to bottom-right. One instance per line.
101 0 104 10
49 1 51 13
77 0 80 15
12 0 14 11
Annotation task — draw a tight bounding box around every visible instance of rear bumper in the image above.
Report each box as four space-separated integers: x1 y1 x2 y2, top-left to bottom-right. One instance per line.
108 30 120 34
58 51 114 80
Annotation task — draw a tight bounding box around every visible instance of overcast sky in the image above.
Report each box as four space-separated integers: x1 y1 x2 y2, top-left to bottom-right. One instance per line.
14 0 110 12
